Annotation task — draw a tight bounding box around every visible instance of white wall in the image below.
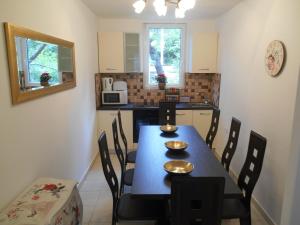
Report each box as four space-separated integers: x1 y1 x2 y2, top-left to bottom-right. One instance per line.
280 68 300 225
0 0 98 209
216 0 300 224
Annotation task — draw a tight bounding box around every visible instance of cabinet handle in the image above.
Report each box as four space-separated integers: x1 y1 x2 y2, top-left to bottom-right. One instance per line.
106 68 117 71
198 68 210 71
176 113 186 116
199 112 211 115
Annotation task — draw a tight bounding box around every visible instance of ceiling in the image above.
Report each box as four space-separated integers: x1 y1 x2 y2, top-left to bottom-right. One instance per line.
82 0 242 20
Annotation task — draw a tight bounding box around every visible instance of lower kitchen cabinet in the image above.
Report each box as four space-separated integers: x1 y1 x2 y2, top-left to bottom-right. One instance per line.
192 110 213 139
97 109 212 149
97 110 133 150
176 110 193 125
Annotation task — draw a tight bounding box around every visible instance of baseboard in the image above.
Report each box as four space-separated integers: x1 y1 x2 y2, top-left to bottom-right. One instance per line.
213 151 277 225
77 151 99 189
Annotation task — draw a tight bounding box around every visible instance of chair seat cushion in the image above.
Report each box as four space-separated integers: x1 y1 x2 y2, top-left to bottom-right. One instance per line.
127 151 137 163
117 194 164 220
222 199 250 219
124 168 134 186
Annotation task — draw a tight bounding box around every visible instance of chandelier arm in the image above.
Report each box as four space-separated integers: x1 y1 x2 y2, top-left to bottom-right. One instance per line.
166 0 181 5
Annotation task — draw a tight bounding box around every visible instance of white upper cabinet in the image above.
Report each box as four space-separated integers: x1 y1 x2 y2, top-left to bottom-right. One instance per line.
98 32 124 73
188 32 218 73
98 32 140 73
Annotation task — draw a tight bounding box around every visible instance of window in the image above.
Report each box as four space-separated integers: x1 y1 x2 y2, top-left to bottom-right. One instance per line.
144 24 185 88
15 37 60 86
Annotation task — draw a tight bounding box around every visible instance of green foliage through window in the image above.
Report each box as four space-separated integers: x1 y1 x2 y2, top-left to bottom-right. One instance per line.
148 26 183 86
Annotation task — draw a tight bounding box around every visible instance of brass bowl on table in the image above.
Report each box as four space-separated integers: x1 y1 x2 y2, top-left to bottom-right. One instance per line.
165 141 188 152
160 125 177 134
164 160 194 175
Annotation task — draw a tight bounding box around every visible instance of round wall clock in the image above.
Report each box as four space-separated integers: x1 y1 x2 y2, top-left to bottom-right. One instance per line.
265 40 285 77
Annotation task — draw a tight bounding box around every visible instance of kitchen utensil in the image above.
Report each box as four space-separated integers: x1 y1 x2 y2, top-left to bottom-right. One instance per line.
102 78 113 91
113 81 127 91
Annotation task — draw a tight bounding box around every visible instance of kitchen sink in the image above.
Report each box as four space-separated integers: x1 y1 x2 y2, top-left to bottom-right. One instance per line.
188 103 211 107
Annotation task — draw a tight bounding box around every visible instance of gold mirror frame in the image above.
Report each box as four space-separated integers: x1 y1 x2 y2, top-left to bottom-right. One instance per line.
4 23 76 104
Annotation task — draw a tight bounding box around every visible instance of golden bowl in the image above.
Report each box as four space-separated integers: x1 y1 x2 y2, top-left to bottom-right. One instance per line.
164 160 194 174
165 141 188 152
160 125 177 133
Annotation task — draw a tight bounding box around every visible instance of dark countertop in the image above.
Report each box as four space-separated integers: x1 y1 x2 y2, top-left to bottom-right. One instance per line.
97 102 215 111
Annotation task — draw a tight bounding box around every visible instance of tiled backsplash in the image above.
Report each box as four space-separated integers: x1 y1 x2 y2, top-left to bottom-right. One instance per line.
95 73 221 108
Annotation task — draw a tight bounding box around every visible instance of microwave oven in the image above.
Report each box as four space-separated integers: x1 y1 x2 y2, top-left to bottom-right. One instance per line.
102 90 128 105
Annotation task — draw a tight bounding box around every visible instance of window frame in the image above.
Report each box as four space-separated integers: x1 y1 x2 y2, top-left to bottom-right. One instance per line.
143 23 186 89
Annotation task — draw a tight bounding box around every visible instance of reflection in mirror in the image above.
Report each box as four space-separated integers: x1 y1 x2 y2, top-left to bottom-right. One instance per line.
16 37 74 91
4 23 76 104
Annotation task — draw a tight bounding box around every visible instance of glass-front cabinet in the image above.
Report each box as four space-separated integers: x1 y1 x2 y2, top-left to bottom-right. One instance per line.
98 32 141 73
124 33 140 73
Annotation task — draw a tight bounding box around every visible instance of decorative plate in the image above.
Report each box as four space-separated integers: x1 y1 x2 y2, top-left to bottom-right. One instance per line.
164 160 194 174
160 125 177 133
165 141 188 152
265 40 285 76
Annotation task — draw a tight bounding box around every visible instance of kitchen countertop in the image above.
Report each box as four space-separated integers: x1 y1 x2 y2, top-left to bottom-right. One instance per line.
97 102 216 111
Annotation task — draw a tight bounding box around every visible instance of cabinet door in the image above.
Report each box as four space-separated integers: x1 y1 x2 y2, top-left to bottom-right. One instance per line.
124 33 141 72
189 33 218 73
192 110 213 139
98 32 124 73
176 110 193 125
97 111 133 151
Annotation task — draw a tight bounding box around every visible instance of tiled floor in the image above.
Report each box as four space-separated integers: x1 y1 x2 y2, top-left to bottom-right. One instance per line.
79 154 270 225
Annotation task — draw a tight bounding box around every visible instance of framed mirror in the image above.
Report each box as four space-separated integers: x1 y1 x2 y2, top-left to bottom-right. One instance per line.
4 23 76 104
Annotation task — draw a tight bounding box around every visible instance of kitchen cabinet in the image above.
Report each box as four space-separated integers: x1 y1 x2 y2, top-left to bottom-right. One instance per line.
176 110 193 125
98 32 124 73
189 32 218 73
97 110 133 151
124 33 140 72
192 110 213 139
98 32 140 73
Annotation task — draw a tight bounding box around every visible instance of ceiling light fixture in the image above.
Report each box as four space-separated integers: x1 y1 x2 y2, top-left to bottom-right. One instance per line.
133 0 196 18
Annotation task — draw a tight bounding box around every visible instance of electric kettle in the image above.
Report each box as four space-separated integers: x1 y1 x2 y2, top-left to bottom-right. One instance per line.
102 78 113 91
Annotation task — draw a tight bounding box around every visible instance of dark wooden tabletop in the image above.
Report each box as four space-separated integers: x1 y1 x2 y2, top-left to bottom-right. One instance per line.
131 125 243 199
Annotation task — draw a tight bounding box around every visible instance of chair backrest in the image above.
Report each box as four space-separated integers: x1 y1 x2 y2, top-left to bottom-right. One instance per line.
238 131 267 209
112 118 125 194
117 110 128 163
171 177 225 225
98 132 119 221
221 117 241 172
206 108 220 149
159 101 176 125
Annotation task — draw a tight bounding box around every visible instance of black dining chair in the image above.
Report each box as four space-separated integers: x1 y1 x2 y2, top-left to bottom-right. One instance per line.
221 117 241 172
112 119 134 193
222 131 267 225
117 110 137 164
171 176 225 225
98 131 164 225
206 108 220 149
159 101 176 125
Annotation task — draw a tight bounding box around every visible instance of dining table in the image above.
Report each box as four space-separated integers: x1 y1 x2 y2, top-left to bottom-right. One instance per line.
131 125 243 199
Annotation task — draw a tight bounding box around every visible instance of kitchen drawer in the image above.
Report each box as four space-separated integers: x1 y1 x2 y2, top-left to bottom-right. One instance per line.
176 110 193 125
192 110 213 139
97 110 133 150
